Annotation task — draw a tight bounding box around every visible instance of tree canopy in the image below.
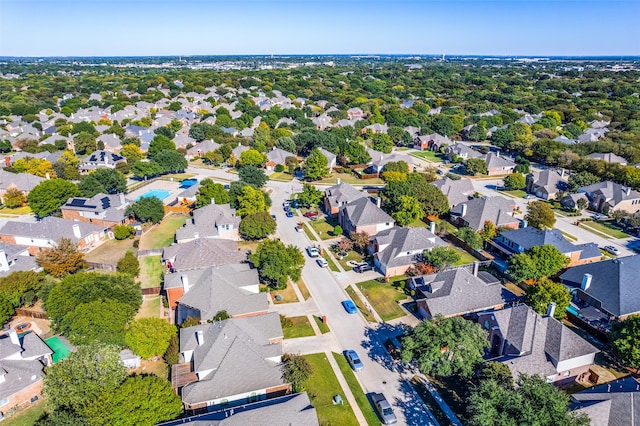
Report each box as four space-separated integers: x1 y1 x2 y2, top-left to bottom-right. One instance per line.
239 211 277 240
126 196 165 223
125 318 177 359
27 178 80 217
250 238 305 288
525 277 571 320
302 147 329 180
507 244 568 282
525 201 556 229
611 315 640 369
35 238 85 277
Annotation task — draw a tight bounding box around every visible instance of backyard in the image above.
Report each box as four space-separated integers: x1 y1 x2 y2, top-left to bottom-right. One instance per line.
139 215 188 250
356 277 408 321
139 255 164 289
282 316 315 339
84 238 135 264
302 353 360 426
450 244 478 266
3 400 48 426
136 295 161 318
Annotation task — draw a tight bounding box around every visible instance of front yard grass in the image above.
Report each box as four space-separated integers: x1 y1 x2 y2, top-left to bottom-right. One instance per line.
297 278 311 300
139 255 163 289
267 283 299 304
309 218 339 240
139 215 188 250
303 223 317 241
302 353 359 426
345 286 376 323
336 249 364 271
282 316 315 339
314 315 331 334
321 251 341 272
136 295 161 318
410 150 444 163
269 172 294 182
500 189 526 198
332 352 380 426
0 205 32 215
356 277 408 321
85 238 135 264
581 220 629 239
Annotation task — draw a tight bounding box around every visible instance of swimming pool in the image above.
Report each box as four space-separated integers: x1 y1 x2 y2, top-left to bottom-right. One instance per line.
45 336 72 363
136 189 171 201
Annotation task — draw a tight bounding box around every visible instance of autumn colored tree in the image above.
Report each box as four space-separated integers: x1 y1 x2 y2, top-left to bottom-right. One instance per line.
36 238 85 277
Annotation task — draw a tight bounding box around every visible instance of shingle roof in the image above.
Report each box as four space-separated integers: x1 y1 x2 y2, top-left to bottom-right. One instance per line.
318 148 336 166
266 147 295 165
373 227 447 270
572 377 640 426
483 152 516 169
163 239 247 272
560 255 640 318
587 152 628 165
0 217 106 244
0 170 45 193
175 204 240 242
324 182 367 210
528 169 568 194
0 359 45 401
62 193 129 223
499 227 600 260
432 178 475 207
187 140 221 155
450 197 517 230
340 197 394 227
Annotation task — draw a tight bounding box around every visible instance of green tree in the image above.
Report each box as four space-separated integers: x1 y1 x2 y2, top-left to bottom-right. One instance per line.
296 183 323 207
568 171 600 193
85 375 183 426
148 135 175 159
79 168 127 196
27 178 80 217
457 227 483 250
236 185 267 217
477 361 513 389
371 133 394 153
392 195 424 226
73 131 97 155
611 315 640 369
525 201 556 229
113 224 135 240
302 148 329 180
281 353 313 393
239 211 277 240
465 158 488 175
503 173 526 190
467 374 589 426
35 238 85 277
126 196 165 223
239 165 268 188
467 125 487 142
576 197 588 211
164 334 179 365
525 277 571 320
350 231 371 252
131 160 164 179
333 225 343 236
401 315 489 378
3 187 25 208
64 298 135 346
276 136 296 153
121 143 144 163
507 245 568 282
239 149 267 166
422 246 461 271
116 250 140 276
250 239 305 287
195 179 230 207
383 161 410 174
125 318 177 359
154 150 188 173
43 343 127 414
479 221 497 241
0 271 45 325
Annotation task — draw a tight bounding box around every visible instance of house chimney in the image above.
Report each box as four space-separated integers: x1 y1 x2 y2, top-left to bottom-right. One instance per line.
472 261 479 277
429 221 436 234
9 328 20 346
238 142 241 147
546 302 556 318
72 223 81 239
560 168 565 177
626 187 631 196
0 250 8 272
496 150 500 158
181 274 190 293
336 178 341 185
376 197 381 208
520 220 528 228
581 273 592 291
461 203 467 217
119 192 126 206
210 198 215 205
193 232 199 240
195 330 204 346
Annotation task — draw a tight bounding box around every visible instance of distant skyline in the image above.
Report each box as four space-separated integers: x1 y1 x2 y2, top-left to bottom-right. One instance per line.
1 0 638 57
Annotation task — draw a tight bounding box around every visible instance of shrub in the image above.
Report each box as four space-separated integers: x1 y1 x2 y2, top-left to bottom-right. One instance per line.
113 224 135 240
275 164 285 172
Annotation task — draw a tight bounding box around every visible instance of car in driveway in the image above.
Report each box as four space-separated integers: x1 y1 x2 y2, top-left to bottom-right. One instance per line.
371 393 397 425
341 299 358 314
603 245 620 256
354 263 372 273
316 258 328 268
344 350 363 371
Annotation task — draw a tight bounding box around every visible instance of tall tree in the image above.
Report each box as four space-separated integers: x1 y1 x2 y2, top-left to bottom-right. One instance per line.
239 149 267 167
611 315 640 369
392 195 424 226
281 353 313 393
125 318 177 359
239 165 268 188
296 183 323 208
422 246 461 271
195 179 230 207
147 135 176 159
249 239 304 287
525 201 556 229
63 298 135 346
239 211 277 240
35 238 85 277
27 178 80 217
525 277 571 320
126 196 165 223
116 250 140 276
154 150 188 173
3 187 25 208
503 173 526 190
465 158 488 176
457 227 483 250
302 148 329 180
236 185 267 217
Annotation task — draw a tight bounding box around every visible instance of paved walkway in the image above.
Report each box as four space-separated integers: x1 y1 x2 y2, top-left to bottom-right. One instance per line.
415 374 463 426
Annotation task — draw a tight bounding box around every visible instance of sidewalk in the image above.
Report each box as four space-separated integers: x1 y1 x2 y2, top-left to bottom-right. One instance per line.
325 350 369 426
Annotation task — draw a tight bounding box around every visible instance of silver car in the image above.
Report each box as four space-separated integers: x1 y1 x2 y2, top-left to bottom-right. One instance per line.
344 350 363 371
372 393 397 425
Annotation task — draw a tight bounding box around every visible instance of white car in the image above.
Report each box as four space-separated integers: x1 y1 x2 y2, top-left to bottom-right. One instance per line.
603 245 620 256
316 258 328 268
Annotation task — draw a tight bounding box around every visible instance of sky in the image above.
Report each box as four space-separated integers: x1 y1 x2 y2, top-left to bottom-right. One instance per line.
0 0 639 57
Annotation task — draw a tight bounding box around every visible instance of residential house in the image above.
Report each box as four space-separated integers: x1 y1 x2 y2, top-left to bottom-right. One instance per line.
450 197 519 231
445 143 484 162
163 238 246 272
413 133 452 151
578 128 608 144
318 148 336 172
347 107 364 120
554 135 577 145
362 123 388 134
158 392 318 426
61 193 130 228
338 197 394 236
175 313 288 412
494 227 601 267
575 181 640 214
366 149 414 175
0 217 107 254
410 266 516 319
79 150 126 174
97 133 122 153
231 142 249 160
0 329 53 416
561 192 590 211
478 304 599 385
560 255 640 321
403 126 421 139
124 124 153 139
587 152 628 165
370 227 447 277
571 376 640 425
165 263 268 325
0 170 44 203
431 178 476 207
265 147 295 171
483 152 516 176
526 169 568 200
0 242 38 277
311 114 331 131
323 181 367 216
186 140 221 160
516 113 540 125
175 204 241 243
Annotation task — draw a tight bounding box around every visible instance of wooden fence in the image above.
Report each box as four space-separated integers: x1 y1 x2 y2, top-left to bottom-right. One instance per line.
15 308 48 319
137 249 164 257
142 287 162 296
86 262 117 272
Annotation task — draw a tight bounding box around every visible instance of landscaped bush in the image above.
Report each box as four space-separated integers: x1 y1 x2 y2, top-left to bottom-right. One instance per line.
275 164 285 172
114 224 135 240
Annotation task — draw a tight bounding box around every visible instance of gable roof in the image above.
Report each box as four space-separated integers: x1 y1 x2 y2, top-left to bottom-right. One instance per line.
340 197 394 227
266 147 295 165
372 227 447 270
175 204 240 242
580 181 640 207
0 216 106 244
324 182 367 210
483 152 516 169
450 197 517 230
528 169 568 192
187 140 220 155
432 178 475 207
587 152 628 165
572 377 640 426
0 170 45 193
163 238 247 272
560 255 640 318
62 193 129 223
498 227 601 260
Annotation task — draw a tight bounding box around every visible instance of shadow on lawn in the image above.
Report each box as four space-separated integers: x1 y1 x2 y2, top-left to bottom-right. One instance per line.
361 323 411 374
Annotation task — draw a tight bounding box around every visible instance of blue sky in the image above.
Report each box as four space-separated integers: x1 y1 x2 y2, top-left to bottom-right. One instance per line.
1 0 638 57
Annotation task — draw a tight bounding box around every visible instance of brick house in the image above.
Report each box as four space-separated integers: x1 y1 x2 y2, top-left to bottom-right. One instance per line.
61 193 131 228
338 197 394 236
449 197 519 231
323 181 367 216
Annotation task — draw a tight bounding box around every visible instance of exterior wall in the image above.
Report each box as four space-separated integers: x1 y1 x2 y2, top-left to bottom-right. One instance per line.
374 222 395 235
61 208 124 228
556 353 596 373
552 363 593 386
566 251 601 267
3 379 43 414
487 167 514 176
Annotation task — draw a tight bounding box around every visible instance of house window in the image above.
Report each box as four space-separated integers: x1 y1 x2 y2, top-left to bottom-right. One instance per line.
385 222 390 226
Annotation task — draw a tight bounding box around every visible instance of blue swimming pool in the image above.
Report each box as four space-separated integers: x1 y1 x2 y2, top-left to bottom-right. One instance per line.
136 189 171 201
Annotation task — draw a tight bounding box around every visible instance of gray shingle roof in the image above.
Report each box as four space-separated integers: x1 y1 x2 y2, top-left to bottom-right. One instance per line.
324 182 367 211
432 178 475 207
266 147 295 165
560 255 640 318
62 193 129 223
483 152 516 169
163 239 247 272
0 170 45 193
498 227 601 260
0 217 106 244
175 204 240 242
572 377 640 426
527 169 568 194
187 140 221 155
587 152 628 165
450 197 517 230
580 181 640 209
340 197 394 227
372 227 447 270
0 331 51 401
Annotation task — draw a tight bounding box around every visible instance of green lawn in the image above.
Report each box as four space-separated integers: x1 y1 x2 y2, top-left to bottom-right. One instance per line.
309 218 339 240
581 220 629 239
314 315 331 334
303 223 317 241
345 286 376 323
139 255 163 289
332 353 380 426
270 282 300 304
269 172 294 182
283 316 315 339
356 277 408 321
410 150 444 162
322 252 341 272
427 218 458 235
3 400 48 426
139 215 188 250
297 279 311 300
317 173 384 186
336 249 364 271
136 295 161 318
450 244 478 266
0 205 32 215
302 353 359 426
501 189 527 198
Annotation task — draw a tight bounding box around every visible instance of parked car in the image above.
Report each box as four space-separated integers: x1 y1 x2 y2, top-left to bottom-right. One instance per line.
316 258 328 268
344 350 363 371
304 211 319 218
371 393 397 425
354 263 372 273
306 246 320 257
292 200 299 209
603 245 620 256
286 211 294 218
283 200 290 207
592 213 607 220
295 223 304 232
341 299 358 314
524 194 535 199
271 214 277 220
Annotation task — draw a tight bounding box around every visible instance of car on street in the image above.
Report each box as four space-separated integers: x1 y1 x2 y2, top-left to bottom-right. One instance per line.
306 246 320 257
271 214 277 220
283 200 290 207
592 214 607 220
371 393 397 425
286 211 294 218
316 258 328 268
603 245 620 256
341 299 358 314
524 194 535 199
354 263 372 273
344 350 363 371
292 200 299 209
